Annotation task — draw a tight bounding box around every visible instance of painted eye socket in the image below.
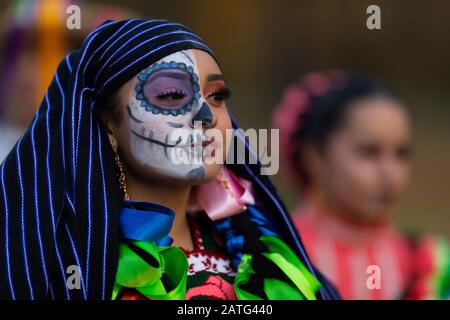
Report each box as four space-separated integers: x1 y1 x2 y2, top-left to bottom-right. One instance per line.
144 70 193 109
135 62 200 116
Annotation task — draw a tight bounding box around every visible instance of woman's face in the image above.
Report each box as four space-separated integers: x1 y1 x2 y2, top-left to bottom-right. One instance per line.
315 96 412 221
107 49 232 185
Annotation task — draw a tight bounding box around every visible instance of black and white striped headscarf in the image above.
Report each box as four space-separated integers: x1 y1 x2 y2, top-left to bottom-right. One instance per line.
0 19 339 300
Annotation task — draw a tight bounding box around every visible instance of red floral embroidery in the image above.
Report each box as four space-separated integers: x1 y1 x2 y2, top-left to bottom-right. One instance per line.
186 275 237 300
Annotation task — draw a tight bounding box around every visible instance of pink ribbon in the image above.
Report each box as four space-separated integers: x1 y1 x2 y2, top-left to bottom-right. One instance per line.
188 166 255 220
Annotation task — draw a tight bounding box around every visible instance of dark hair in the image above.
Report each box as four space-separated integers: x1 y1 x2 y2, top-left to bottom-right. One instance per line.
93 91 123 126
277 71 407 187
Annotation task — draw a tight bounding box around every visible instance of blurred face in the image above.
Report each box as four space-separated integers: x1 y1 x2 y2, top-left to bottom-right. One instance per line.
315 96 412 221
106 49 232 185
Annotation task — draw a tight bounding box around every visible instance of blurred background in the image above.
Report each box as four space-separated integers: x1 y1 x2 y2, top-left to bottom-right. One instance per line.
0 0 448 238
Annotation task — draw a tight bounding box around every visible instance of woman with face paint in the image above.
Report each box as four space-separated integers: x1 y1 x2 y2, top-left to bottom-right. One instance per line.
0 19 339 300
272 70 450 300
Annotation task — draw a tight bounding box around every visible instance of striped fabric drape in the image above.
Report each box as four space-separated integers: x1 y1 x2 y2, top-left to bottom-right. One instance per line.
0 19 338 300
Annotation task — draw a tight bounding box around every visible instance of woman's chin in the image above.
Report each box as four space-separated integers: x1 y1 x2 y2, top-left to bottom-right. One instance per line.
190 164 223 185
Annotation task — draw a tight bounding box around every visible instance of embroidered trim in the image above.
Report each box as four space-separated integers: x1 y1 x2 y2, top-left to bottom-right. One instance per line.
186 275 237 300
182 213 236 276
181 248 237 276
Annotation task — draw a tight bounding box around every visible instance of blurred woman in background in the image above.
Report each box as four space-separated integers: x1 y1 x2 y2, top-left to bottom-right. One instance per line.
272 70 450 299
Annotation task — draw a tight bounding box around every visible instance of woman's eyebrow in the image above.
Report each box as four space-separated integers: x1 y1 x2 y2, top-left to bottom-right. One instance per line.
206 74 225 83
147 71 190 82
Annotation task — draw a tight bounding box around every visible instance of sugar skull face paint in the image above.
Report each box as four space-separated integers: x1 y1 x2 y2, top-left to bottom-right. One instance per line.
135 62 199 116
116 49 232 184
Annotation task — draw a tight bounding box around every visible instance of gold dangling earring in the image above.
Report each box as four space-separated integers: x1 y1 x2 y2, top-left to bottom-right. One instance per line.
114 150 130 200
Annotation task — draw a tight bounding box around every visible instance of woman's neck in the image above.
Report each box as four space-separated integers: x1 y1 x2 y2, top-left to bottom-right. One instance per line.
125 171 195 251
301 188 391 228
